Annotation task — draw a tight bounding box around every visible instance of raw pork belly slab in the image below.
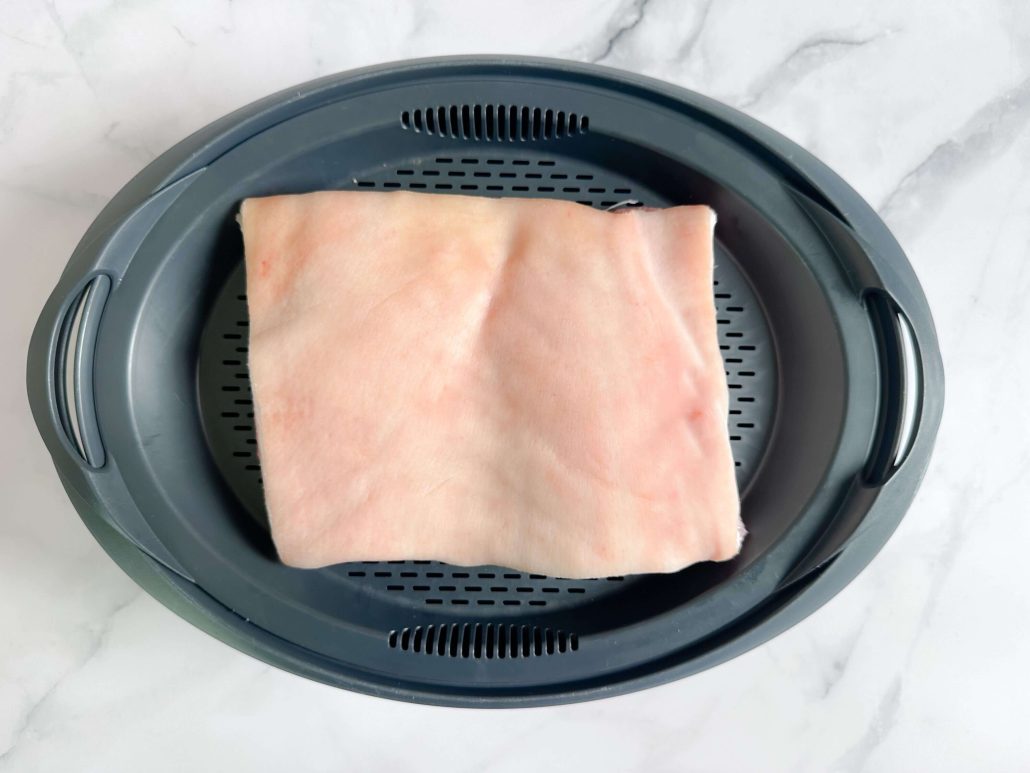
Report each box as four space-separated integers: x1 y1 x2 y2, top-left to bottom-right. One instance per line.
240 191 742 578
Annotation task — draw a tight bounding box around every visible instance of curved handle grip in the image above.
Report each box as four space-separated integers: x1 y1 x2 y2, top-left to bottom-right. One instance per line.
863 290 923 485
51 274 111 468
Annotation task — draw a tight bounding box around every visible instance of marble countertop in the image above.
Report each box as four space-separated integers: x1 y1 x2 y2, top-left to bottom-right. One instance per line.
2 1 1028 770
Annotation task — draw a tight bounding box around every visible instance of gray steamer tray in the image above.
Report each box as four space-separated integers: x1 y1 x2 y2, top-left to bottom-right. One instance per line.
27 56 944 707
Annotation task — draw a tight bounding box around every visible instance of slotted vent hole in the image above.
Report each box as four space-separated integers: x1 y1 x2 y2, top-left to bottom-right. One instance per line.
400 105 589 141
389 623 579 658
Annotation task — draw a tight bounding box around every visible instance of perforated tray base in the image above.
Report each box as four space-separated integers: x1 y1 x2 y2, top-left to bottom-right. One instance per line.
197 146 776 611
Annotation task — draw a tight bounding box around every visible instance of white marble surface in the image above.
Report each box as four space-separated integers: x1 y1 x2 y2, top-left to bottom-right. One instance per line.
2 1 1028 770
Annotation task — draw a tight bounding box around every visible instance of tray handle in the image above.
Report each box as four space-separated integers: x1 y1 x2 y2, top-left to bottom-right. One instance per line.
778 188 944 588
51 274 111 468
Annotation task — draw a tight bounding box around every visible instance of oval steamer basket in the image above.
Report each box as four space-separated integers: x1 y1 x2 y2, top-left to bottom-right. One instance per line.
27 56 943 707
